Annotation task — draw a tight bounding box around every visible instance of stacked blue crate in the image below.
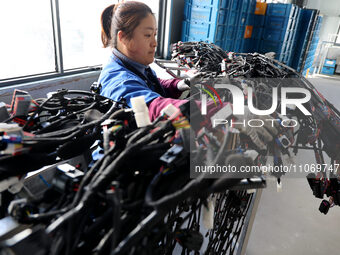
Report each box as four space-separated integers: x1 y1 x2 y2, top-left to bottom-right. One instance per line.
181 0 229 48
291 9 317 72
302 15 323 76
223 0 244 51
233 0 256 52
234 1 266 53
321 59 336 75
259 3 300 66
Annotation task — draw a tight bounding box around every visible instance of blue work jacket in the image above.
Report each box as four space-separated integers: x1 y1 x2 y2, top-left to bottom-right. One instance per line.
99 53 163 107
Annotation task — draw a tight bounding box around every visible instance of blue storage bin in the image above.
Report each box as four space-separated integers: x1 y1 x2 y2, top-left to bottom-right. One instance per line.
228 0 243 11
241 0 256 13
262 28 290 41
252 26 263 39
321 66 335 75
260 40 289 54
265 15 295 30
254 15 265 26
235 26 246 39
217 10 227 24
181 20 189 41
277 52 291 65
324 59 336 68
182 21 216 42
311 35 319 44
219 0 230 8
308 42 318 52
291 9 317 70
266 3 298 18
190 0 220 7
189 5 219 22
227 10 240 26
223 39 234 51
215 24 225 40
242 39 261 52
214 40 224 48
224 26 237 39
233 39 243 52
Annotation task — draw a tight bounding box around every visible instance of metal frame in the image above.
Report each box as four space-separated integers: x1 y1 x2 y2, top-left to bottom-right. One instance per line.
237 189 263 255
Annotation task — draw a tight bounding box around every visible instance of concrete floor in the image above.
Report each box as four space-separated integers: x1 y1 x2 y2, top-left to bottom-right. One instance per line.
246 77 340 255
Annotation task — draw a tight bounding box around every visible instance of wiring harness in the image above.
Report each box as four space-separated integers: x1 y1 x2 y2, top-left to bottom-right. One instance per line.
1 42 340 255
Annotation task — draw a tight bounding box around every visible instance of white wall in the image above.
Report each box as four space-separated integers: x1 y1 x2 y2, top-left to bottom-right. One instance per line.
319 16 340 42
307 0 340 16
306 0 340 43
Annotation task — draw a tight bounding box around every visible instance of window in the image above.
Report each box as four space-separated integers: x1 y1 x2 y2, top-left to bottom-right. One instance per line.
0 0 161 85
59 0 114 70
0 0 55 80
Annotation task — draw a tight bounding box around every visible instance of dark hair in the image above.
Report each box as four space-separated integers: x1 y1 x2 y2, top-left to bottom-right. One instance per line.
101 1 153 48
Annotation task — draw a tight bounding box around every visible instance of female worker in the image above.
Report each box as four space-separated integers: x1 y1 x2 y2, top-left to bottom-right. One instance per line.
99 1 278 151
99 1 198 121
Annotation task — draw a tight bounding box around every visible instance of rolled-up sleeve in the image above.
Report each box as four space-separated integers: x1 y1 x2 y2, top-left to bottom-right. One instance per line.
158 78 182 99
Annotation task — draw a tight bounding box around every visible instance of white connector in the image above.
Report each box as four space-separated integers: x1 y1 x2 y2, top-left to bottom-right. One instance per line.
130 96 151 127
160 104 180 118
202 196 215 230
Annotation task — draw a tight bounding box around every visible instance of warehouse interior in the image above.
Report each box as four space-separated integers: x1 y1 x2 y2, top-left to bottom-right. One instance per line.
1 0 340 254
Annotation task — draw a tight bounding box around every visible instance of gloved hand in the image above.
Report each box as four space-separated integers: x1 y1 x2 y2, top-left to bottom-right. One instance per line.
177 72 205 91
233 106 279 151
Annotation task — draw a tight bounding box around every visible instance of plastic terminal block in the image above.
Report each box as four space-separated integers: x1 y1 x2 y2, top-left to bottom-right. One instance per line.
160 104 180 119
130 96 151 127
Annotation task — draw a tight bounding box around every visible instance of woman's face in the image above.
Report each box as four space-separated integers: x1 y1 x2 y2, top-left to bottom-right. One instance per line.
121 13 157 66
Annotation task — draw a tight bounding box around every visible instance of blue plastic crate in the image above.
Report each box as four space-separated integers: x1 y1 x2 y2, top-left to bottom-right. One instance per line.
305 57 315 68
254 15 265 26
265 15 296 30
215 24 225 41
311 35 319 44
324 59 336 68
277 52 292 65
219 0 230 8
239 12 253 26
252 26 263 39
189 0 221 7
321 66 335 75
181 21 222 42
214 40 224 48
233 39 244 52
291 9 317 70
259 40 290 54
217 10 227 24
187 5 219 23
242 39 261 52
187 0 236 9
228 0 243 11
305 55 315 64
233 38 259 53
262 28 291 42
241 0 256 13
235 26 246 39
227 10 240 26
181 20 189 41
223 39 235 51
308 42 318 52
224 26 237 39
266 3 298 18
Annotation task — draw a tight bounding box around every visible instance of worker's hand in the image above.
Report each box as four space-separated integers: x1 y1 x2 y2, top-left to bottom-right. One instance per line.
177 72 205 91
233 106 279 151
